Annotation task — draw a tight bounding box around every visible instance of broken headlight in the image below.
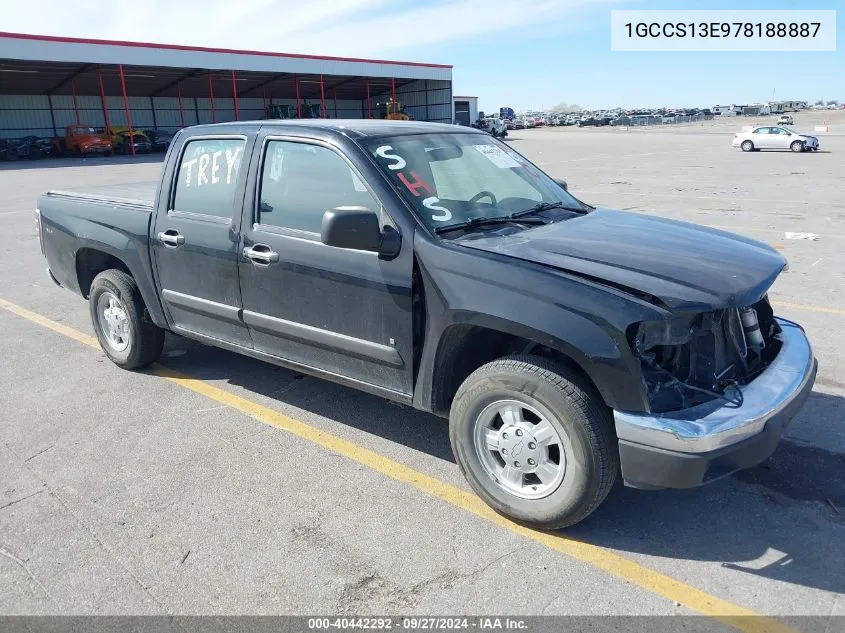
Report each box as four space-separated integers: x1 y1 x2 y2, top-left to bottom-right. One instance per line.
632 301 780 413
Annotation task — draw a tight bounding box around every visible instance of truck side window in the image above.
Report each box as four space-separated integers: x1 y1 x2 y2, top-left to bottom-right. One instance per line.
172 138 246 217
258 140 377 234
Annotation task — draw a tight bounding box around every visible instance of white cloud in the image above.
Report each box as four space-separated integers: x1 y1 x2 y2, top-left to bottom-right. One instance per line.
4 0 618 60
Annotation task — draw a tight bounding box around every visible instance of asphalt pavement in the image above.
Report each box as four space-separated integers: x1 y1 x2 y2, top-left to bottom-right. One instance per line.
1 117 843 629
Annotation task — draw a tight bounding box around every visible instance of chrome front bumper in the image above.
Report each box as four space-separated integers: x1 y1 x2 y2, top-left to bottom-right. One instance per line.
615 319 815 455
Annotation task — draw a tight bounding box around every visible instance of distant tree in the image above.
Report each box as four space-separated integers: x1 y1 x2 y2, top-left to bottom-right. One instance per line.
827 100 839 106
814 99 825 106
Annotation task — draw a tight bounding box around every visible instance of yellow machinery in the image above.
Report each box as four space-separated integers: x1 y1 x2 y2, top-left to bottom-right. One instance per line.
378 98 410 121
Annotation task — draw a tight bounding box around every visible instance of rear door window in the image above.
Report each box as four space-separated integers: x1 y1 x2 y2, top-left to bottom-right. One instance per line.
172 138 246 218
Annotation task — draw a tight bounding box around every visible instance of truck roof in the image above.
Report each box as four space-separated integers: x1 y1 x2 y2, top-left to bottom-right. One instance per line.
187 120 480 139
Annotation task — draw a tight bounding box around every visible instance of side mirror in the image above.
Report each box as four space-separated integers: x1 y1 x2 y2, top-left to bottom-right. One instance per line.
553 177 568 191
321 206 400 257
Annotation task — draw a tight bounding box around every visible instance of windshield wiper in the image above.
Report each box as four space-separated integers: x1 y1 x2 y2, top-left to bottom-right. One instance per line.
434 216 547 235
510 201 585 218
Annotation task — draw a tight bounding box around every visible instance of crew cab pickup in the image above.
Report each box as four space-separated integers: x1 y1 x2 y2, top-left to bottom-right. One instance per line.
37 120 816 528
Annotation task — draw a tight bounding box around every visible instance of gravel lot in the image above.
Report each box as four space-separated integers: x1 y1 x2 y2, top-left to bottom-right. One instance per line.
1 112 843 626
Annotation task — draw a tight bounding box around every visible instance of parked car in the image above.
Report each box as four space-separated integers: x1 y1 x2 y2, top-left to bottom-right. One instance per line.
146 129 175 152
512 119 525 130
579 117 600 127
732 126 819 152
776 115 794 126
103 127 153 154
0 136 47 160
524 118 535 128
477 116 508 138
54 124 113 157
36 120 815 529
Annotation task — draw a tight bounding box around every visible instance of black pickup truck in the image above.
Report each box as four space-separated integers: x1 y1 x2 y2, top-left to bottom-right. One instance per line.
36 120 816 528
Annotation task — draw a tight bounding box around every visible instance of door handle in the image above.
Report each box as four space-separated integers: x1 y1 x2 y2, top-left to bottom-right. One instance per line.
158 229 185 248
243 244 279 265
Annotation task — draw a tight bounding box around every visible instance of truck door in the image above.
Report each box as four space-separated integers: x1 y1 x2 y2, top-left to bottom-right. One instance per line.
237 135 414 397
152 133 255 347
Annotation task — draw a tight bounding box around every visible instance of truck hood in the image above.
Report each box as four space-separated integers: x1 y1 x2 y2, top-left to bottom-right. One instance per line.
458 208 787 311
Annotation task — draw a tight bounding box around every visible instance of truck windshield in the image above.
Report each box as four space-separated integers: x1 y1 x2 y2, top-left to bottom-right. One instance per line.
364 133 582 233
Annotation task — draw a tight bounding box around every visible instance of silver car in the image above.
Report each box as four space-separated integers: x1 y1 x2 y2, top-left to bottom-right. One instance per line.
732 126 819 152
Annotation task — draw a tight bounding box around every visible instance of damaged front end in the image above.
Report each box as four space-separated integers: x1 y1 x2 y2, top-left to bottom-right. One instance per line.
616 294 816 490
631 296 782 414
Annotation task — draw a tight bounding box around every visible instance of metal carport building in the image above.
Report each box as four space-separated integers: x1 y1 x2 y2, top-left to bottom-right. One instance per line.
0 32 453 141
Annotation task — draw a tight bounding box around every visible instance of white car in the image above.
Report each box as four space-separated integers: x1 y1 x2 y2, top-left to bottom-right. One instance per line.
732 126 819 152
479 116 508 138
777 115 794 125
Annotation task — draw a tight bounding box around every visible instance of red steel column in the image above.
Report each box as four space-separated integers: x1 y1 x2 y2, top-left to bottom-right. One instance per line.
295 74 300 118
118 64 135 155
208 74 217 123
71 78 80 124
333 88 338 118
177 82 185 128
366 80 371 118
231 70 240 120
97 71 111 135
320 74 326 119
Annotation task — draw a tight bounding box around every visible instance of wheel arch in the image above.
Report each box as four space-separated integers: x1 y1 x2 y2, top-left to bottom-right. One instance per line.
74 243 168 328
426 319 614 418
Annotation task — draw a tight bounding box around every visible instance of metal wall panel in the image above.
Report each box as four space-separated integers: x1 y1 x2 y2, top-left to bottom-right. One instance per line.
0 72 452 137
0 95 53 137
394 79 452 123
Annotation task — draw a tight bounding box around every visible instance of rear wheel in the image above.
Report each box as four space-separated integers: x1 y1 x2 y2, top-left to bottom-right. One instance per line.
89 269 164 369
791 140 805 152
449 355 618 529
741 140 754 152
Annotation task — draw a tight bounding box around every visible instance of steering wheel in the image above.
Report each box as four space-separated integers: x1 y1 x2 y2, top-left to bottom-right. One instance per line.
468 190 497 207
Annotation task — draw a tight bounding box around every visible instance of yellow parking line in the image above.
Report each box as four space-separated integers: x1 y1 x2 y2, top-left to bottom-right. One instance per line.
0 297 797 633
0 298 99 348
772 301 845 317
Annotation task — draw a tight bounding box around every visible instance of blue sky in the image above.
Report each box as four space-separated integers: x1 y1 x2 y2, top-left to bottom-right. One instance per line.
5 0 843 112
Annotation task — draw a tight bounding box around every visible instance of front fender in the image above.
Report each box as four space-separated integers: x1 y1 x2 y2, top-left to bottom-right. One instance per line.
413 235 661 413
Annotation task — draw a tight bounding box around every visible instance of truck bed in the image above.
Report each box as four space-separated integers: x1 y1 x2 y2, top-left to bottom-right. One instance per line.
46 181 157 209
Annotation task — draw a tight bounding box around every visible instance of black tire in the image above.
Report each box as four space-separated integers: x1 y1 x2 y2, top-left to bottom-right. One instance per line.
449 355 618 529
790 140 805 152
89 269 164 369
741 140 754 152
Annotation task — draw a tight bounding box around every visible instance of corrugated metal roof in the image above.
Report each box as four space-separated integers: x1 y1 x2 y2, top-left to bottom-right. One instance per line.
0 32 452 82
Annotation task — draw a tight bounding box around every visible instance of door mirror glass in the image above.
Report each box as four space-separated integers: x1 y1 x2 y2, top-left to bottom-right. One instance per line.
321 206 399 256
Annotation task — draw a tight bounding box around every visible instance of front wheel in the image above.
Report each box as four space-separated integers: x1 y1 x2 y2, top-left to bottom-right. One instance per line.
741 140 754 152
449 355 618 529
89 269 164 369
791 140 805 152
